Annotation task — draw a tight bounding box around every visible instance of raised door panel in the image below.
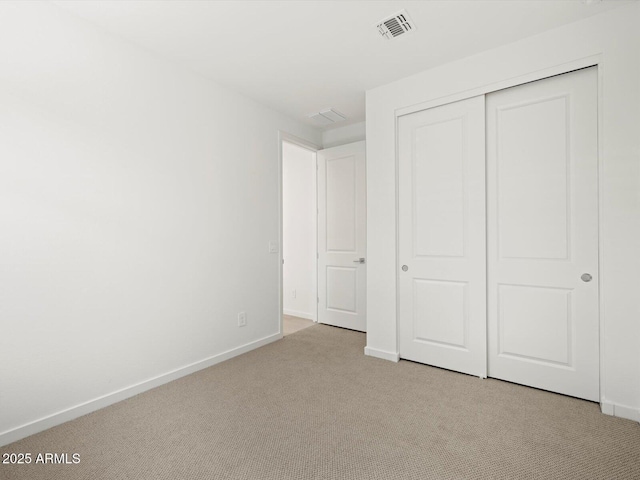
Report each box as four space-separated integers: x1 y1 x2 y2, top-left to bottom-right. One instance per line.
498 284 572 366
326 155 356 253
413 118 465 258
326 266 357 313
412 279 467 349
497 96 570 261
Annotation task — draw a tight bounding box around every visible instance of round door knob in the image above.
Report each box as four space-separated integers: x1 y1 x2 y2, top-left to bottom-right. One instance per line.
402 265 408 272
581 273 592 282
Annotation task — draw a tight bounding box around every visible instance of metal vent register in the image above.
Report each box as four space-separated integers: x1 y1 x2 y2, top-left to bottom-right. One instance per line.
376 10 415 39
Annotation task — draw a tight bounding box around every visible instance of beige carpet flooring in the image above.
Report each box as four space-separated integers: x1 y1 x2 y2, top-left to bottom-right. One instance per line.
2 324 640 480
283 314 314 336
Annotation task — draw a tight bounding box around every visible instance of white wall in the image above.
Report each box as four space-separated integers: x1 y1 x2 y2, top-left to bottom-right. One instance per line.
282 142 316 320
366 3 640 420
0 1 321 445
322 121 366 149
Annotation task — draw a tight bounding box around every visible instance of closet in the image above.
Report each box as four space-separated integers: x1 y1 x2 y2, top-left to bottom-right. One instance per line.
398 67 599 401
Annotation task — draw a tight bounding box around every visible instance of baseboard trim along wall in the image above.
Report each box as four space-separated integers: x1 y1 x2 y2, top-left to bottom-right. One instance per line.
283 309 315 321
364 346 400 363
0 332 282 447
601 400 640 423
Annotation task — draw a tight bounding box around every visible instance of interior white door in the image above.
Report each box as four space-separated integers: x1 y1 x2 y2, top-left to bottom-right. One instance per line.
317 141 366 332
486 67 599 401
398 96 487 377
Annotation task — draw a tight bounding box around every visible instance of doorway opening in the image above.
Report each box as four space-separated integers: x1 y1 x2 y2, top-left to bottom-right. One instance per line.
280 136 318 337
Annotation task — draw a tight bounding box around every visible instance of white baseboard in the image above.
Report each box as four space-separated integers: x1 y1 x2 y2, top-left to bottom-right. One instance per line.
0 332 282 447
601 400 640 422
283 309 315 321
364 346 400 362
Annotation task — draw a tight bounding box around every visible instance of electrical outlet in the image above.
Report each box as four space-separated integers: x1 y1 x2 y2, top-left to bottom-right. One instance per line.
292 289 296 299
237 312 246 327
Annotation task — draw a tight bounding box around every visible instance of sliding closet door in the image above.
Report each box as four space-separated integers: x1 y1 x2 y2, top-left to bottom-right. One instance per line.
398 96 486 377
486 67 599 401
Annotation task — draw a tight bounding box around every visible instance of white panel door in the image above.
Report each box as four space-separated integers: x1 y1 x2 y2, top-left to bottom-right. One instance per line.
486 67 599 401
398 96 486 377
317 141 366 332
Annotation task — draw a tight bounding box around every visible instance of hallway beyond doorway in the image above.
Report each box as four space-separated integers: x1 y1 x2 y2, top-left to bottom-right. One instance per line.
283 315 314 336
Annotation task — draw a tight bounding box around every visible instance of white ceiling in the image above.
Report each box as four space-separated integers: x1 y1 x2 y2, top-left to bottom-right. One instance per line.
52 0 630 130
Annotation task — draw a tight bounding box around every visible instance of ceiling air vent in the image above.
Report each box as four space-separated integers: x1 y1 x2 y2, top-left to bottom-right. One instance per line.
308 108 346 126
376 10 415 40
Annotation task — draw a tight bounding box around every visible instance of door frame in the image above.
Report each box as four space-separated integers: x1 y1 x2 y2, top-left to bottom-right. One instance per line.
278 132 320 337
394 55 605 403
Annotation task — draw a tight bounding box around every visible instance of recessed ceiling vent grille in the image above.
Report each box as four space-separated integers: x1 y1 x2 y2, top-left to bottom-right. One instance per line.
308 108 346 126
376 10 415 40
